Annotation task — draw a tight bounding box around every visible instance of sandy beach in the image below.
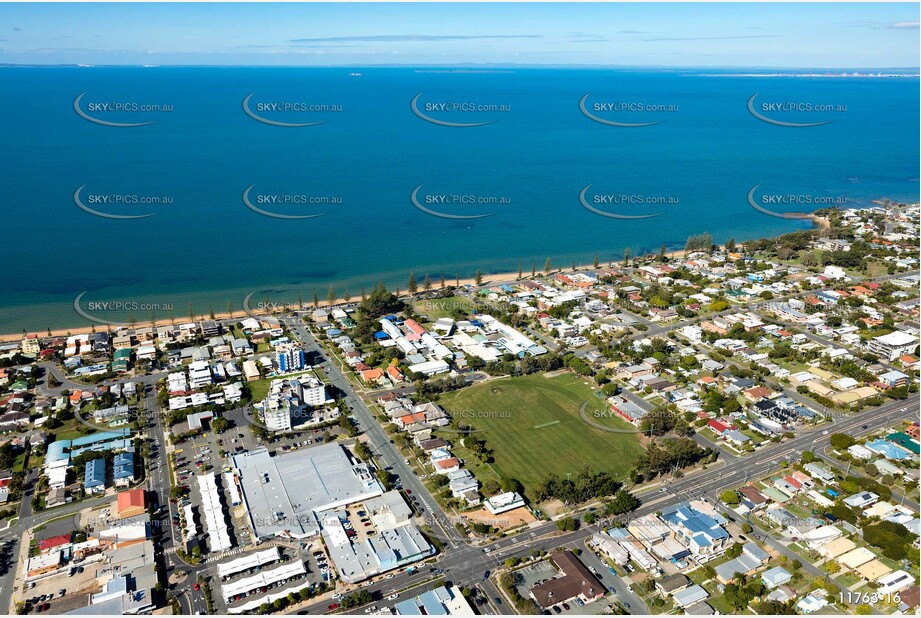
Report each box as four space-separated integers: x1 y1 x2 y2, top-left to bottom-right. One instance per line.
0 220 829 343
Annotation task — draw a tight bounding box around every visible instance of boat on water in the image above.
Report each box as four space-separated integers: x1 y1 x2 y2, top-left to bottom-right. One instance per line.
348 72 363 77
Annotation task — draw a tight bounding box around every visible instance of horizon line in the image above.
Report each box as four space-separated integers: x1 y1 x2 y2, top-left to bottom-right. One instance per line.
2 62 920 71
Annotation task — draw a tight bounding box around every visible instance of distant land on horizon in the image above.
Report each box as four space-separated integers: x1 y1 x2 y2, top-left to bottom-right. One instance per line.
1 63 919 72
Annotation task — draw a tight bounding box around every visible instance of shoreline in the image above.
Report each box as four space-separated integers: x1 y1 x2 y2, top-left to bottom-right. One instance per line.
0 214 834 342
0 256 654 342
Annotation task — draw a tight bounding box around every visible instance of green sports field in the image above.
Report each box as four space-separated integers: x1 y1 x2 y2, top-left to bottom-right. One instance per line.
413 296 475 321
437 372 644 499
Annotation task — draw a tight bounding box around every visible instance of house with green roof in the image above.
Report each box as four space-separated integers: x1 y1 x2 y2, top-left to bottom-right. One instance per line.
111 348 132 373
886 432 920 455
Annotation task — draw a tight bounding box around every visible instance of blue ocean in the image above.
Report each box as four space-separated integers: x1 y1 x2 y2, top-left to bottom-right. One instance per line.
0 67 917 332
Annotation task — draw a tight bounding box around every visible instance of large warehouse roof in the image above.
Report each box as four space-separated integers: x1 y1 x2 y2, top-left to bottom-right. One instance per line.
232 444 382 539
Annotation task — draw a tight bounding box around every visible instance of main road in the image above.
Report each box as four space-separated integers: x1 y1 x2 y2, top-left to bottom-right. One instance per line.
280 309 918 615
280 315 463 548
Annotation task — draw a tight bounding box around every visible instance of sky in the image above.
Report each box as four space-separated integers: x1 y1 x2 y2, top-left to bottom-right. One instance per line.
0 2 918 68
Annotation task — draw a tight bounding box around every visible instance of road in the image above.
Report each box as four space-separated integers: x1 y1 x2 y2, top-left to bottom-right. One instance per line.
3 284 914 616
280 316 463 548
325 397 914 614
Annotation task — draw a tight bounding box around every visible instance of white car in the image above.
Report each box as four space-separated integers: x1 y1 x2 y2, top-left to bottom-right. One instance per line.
332 593 343 600
588 566 597 574
386 594 399 601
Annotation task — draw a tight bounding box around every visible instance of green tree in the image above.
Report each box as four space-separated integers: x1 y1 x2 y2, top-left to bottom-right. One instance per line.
605 489 640 515
211 416 229 434
408 272 418 295
829 433 856 449
555 517 579 531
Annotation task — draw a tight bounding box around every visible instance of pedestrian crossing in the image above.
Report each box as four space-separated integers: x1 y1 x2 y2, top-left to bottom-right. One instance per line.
164 546 244 563
205 546 244 562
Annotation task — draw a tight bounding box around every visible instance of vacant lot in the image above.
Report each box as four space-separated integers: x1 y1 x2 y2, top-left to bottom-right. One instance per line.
438 372 643 499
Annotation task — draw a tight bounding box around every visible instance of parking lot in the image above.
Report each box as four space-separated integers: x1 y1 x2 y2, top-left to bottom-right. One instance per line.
21 558 100 615
218 545 328 612
335 504 377 545
170 431 246 555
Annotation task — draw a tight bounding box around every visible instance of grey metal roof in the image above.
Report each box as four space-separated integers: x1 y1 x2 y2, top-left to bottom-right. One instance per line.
232 444 383 540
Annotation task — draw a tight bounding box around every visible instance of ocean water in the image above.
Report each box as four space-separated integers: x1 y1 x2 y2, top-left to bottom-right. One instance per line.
0 67 917 332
